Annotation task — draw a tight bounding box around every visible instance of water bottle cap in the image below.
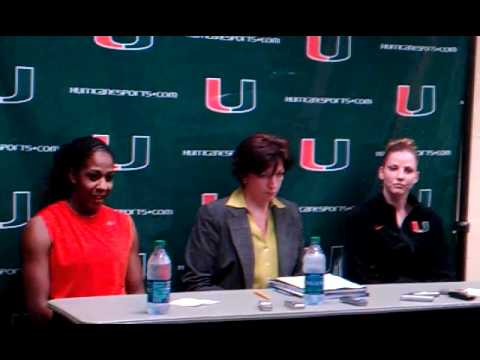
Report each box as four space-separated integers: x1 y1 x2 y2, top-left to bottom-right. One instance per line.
154 240 166 248
310 236 321 245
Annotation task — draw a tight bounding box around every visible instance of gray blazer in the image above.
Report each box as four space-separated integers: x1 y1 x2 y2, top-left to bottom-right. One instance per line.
182 196 304 291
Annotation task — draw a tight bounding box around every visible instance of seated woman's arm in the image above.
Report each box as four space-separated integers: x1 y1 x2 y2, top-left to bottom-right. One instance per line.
343 210 379 284
21 216 53 322
125 218 146 294
290 204 305 276
425 212 456 282
183 206 224 291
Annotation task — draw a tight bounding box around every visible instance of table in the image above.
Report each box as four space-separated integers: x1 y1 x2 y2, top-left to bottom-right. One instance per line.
48 280 480 324
45 281 480 349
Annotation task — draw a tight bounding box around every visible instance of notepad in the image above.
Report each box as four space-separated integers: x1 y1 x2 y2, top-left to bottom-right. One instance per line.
268 273 368 298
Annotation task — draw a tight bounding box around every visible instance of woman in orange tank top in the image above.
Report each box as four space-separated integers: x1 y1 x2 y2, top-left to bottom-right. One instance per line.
21 136 145 323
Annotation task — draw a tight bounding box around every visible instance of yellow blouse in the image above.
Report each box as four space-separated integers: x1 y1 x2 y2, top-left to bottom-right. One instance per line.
226 188 285 288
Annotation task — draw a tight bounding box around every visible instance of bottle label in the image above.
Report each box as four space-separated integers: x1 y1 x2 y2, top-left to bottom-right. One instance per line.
147 280 171 304
305 273 324 295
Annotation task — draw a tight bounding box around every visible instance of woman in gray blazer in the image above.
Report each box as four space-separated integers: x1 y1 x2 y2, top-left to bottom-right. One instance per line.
183 133 304 290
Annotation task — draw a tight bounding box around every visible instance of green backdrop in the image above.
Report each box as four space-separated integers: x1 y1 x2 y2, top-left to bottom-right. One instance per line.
0 36 472 324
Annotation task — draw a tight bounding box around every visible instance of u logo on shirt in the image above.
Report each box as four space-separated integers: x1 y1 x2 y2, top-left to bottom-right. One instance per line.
410 221 430 233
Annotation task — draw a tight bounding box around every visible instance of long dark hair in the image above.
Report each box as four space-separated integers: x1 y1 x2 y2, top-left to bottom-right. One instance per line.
41 136 115 207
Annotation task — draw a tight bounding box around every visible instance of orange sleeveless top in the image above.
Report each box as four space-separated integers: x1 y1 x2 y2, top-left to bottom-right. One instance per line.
38 201 133 299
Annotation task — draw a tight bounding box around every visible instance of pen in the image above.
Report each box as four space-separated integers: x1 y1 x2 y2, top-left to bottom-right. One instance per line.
400 294 435 302
412 291 440 297
254 290 270 300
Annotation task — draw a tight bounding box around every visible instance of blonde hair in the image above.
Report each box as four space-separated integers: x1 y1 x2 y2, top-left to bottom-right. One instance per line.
383 138 418 165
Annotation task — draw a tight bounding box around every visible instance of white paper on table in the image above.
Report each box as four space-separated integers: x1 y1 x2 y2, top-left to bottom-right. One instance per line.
274 273 365 290
170 298 220 307
463 288 480 297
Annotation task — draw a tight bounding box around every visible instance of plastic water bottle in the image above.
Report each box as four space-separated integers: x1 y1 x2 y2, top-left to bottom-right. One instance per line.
303 236 326 305
146 240 171 314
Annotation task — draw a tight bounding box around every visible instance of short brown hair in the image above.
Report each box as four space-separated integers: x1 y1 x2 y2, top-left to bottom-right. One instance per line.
383 138 418 165
232 133 293 183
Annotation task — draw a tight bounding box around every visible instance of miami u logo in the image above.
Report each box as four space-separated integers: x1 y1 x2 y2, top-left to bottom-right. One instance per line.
0 66 34 104
300 138 350 172
93 134 150 171
411 221 430 233
201 193 218 205
306 36 352 62
0 191 31 229
94 36 154 50
205 78 256 113
396 85 436 117
418 189 432 207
